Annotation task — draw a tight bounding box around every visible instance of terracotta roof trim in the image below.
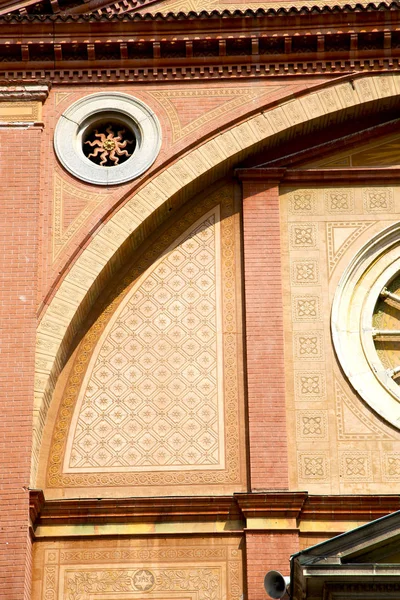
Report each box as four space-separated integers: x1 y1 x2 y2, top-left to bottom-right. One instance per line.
2 2 400 19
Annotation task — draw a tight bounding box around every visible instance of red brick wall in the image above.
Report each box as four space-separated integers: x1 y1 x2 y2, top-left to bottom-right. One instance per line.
242 181 289 490
245 531 299 600
0 126 41 599
39 79 321 312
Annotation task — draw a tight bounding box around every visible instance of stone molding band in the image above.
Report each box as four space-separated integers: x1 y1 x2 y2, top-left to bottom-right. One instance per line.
0 9 398 82
0 82 50 102
2 62 398 84
29 489 400 533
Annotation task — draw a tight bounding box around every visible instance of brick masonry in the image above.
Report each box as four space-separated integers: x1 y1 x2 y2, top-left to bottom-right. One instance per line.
246 531 299 600
0 70 399 599
242 181 289 490
0 126 41 599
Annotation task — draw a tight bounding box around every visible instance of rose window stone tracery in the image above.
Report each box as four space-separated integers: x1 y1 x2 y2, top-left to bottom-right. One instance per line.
372 277 400 380
332 222 400 430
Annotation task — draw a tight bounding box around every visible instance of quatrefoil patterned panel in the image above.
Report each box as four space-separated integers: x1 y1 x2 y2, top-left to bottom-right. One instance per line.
64 208 224 472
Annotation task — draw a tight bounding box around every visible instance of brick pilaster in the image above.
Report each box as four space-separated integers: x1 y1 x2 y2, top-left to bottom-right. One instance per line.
245 531 299 600
0 125 42 599
241 178 289 491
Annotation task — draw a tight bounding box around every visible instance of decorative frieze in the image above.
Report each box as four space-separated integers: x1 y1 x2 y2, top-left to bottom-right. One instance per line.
296 410 328 440
33 537 243 600
0 12 400 82
363 187 394 213
294 331 324 361
288 191 317 215
289 223 318 249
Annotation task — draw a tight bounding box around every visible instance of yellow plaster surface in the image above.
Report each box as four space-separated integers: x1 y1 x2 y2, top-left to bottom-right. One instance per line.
0 101 41 122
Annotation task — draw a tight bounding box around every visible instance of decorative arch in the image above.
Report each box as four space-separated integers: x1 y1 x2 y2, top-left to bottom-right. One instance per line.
38 182 247 496
33 71 400 483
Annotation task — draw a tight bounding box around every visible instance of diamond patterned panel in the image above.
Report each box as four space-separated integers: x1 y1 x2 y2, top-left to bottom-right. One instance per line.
65 210 223 471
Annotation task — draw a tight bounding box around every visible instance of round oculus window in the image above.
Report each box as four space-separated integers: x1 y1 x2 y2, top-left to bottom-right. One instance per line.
332 222 400 429
54 92 161 185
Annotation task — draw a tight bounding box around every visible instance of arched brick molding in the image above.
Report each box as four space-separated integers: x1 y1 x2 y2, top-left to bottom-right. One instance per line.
33 72 400 483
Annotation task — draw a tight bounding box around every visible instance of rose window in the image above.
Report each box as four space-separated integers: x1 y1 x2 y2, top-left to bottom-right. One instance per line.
332 222 400 430
54 92 161 185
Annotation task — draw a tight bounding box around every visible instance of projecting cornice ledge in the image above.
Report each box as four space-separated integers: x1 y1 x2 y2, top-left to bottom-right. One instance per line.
0 81 50 124
0 81 51 102
235 167 400 184
28 490 400 538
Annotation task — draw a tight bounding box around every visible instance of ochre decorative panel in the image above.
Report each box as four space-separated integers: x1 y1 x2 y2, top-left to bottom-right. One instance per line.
334 379 395 441
43 185 246 496
281 178 400 494
326 221 375 278
53 173 106 260
147 86 283 143
66 209 222 472
0 101 40 121
32 537 243 600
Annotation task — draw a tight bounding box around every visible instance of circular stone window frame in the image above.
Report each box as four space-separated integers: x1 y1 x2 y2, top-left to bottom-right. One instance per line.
54 92 161 186
332 222 400 430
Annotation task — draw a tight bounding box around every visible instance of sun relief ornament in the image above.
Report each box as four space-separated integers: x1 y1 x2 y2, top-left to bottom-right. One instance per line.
54 92 161 185
84 124 135 166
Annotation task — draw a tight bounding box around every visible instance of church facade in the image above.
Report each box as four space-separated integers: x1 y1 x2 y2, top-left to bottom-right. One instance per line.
1 1 400 598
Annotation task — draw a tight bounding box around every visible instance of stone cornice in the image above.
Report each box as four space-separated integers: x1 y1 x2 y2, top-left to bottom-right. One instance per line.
30 493 242 527
236 168 286 183
0 81 50 102
236 492 400 522
0 8 399 82
302 495 400 522
236 168 400 184
235 492 307 519
29 489 45 525
2 3 400 18
30 490 400 531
